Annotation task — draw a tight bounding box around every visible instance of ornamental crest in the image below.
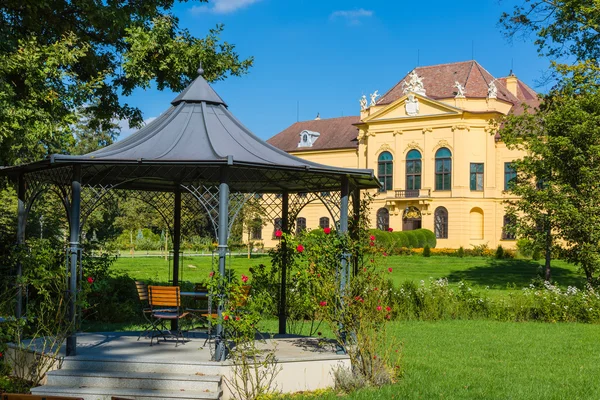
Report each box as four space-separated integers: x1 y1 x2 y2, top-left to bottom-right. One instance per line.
403 206 422 220
405 93 420 116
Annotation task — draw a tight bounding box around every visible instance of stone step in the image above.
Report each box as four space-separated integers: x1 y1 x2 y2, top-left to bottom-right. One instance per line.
31 385 221 400
60 358 223 375
45 369 221 392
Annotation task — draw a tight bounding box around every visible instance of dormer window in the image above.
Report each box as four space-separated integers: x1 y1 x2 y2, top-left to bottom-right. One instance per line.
298 130 320 148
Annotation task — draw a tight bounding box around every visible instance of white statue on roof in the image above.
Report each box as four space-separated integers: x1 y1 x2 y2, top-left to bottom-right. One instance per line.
488 81 498 99
360 95 367 111
454 81 466 98
403 70 426 96
369 90 380 107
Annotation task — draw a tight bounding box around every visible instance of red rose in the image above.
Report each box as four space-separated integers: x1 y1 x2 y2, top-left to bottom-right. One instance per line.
319 301 327 307
386 306 391 312
369 241 375 247
370 235 376 241
241 274 249 283
87 277 94 284
388 227 393 232
323 227 331 234
224 315 229 320
275 230 283 238
296 244 304 253
209 271 215 277
235 316 240 321
388 267 393 273
383 252 388 257
386 314 391 320
377 305 382 311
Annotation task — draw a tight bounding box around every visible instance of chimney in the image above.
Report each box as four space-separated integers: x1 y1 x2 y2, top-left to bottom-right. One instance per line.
315 113 321 120
505 70 518 97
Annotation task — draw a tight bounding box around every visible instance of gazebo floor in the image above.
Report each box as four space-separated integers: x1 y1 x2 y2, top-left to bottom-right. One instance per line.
23 332 349 400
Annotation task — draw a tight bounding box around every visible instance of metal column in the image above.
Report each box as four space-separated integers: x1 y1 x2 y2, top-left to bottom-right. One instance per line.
278 192 289 335
351 186 361 276
337 177 350 355
339 177 350 291
15 175 26 318
215 166 229 361
66 166 81 357
171 187 181 331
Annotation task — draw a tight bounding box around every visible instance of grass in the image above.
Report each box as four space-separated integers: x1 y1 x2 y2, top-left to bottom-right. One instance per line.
280 320 600 400
104 256 598 398
112 254 585 298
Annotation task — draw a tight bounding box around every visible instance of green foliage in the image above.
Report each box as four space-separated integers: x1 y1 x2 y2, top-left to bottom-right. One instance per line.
423 245 431 258
495 245 505 260
499 69 600 283
457 246 465 258
391 231 409 248
369 229 436 250
411 230 426 248
0 1 252 167
500 1 600 62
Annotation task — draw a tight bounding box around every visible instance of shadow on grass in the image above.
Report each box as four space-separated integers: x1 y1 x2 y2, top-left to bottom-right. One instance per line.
444 259 585 290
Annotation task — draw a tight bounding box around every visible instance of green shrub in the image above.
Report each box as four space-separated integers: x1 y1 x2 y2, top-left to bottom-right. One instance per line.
423 245 431 257
412 230 427 248
495 245 505 259
420 229 437 248
516 238 534 258
404 231 419 248
392 231 409 248
457 246 465 257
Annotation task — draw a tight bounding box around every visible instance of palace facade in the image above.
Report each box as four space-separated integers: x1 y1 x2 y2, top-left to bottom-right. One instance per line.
260 60 538 249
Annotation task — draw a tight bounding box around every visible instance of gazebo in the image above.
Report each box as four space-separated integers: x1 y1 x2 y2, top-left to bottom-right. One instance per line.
1 65 380 361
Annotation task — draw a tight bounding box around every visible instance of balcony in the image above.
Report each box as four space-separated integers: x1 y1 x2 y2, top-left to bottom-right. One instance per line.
394 189 431 198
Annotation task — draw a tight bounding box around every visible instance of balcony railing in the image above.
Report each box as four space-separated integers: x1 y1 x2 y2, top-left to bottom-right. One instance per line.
394 189 431 198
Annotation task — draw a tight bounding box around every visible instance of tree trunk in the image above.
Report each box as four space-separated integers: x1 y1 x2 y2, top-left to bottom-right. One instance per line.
544 226 552 282
247 231 251 259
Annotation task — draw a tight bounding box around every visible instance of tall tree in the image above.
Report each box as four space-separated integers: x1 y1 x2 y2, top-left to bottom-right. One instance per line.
499 66 600 284
500 0 600 61
0 1 253 166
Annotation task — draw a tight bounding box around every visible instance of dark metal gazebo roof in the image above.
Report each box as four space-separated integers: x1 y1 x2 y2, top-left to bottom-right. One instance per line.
2 66 378 193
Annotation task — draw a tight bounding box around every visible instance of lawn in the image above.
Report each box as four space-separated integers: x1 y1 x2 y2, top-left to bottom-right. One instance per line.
112 254 585 298
280 320 600 400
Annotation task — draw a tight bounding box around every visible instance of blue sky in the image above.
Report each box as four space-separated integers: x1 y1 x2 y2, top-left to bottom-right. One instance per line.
119 0 552 140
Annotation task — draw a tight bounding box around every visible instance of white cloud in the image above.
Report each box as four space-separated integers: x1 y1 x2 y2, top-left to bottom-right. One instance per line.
190 0 263 15
117 117 157 140
330 8 374 25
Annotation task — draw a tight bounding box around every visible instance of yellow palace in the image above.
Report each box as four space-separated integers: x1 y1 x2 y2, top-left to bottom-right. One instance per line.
261 60 538 249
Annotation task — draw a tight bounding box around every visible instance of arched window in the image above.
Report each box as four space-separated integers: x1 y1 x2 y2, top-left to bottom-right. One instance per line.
406 149 422 191
250 218 262 240
469 207 484 240
296 217 306 235
272 218 282 239
435 147 452 191
376 208 389 231
319 217 330 229
434 207 448 239
378 151 393 192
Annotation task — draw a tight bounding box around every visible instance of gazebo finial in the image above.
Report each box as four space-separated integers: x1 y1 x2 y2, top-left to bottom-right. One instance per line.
197 61 204 76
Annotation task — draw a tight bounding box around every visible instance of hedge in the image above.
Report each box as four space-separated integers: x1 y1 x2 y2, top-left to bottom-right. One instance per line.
368 228 436 250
